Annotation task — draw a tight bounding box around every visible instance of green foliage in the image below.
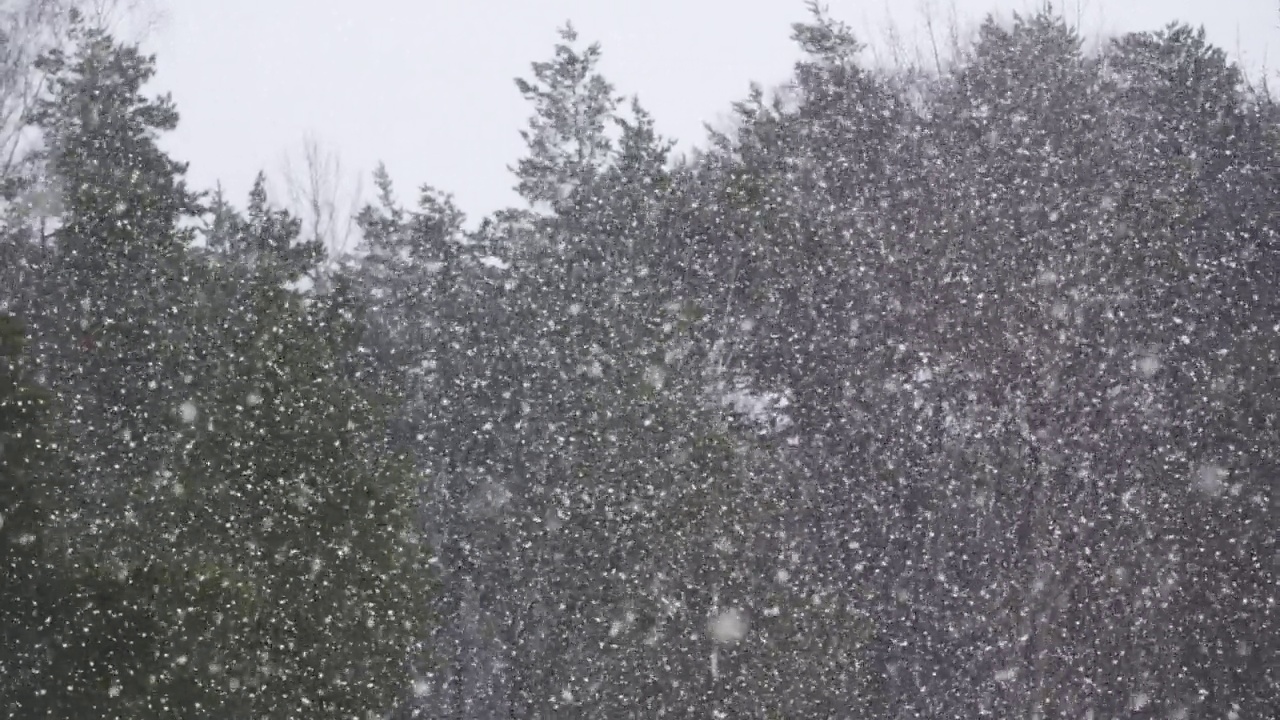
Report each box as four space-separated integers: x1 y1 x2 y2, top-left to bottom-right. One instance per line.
8 5 1277 718
142 194 436 718
0 315 47 479
0 313 49 594
1 314 165 718
5 26 435 719
513 22 620 214
32 20 200 286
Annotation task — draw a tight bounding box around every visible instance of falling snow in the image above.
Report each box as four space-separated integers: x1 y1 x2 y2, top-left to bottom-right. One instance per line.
0 4 1273 719
707 608 750 645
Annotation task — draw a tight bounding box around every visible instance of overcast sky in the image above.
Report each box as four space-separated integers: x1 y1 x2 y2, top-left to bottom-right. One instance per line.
144 1 1274 225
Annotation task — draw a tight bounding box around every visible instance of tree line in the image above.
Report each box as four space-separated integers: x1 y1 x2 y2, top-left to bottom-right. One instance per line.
2 2 1275 718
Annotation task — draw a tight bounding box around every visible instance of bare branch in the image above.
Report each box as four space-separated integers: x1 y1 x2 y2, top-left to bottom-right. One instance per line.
81 0 164 43
921 0 945 76
277 133 366 266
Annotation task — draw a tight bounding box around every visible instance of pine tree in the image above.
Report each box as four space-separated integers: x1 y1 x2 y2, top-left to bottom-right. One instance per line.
13 25 434 716
512 22 619 218
1 313 168 718
352 168 528 717
0 313 53 709
145 185 437 718
28 22 201 545
440 22 885 715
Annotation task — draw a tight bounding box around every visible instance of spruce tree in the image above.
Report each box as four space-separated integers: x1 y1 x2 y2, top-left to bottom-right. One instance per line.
0 313 54 711
1 313 168 718
167 184 434 718
29 22 201 546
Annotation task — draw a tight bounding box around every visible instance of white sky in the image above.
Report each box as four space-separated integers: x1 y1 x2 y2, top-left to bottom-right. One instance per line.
144 1 1275 224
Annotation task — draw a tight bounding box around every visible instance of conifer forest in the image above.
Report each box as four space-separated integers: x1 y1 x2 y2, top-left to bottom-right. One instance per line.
0 1 1275 717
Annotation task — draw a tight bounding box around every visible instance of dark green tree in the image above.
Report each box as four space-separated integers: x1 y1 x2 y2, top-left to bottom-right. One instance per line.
512 22 619 218
27 22 202 547
132 184 438 718
1 313 169 719
0 313 56 712
9 25 434 716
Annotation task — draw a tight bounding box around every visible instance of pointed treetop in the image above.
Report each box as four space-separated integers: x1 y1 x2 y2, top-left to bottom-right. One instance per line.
558 20 578 44
511 22 620 214
791 1 862 66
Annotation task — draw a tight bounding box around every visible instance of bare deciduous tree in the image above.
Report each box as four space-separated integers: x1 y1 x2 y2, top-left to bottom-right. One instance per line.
277 133 366 267
79 0 164 44
0 0 73 185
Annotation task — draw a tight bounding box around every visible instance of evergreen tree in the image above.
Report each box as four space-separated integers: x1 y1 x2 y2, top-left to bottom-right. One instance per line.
6 25 434 717
9 6 1274 718
1 313 168 718
353 168 525 717
0 313 55 711
512 22 619 218
27 21 201 543
141 184 437 718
